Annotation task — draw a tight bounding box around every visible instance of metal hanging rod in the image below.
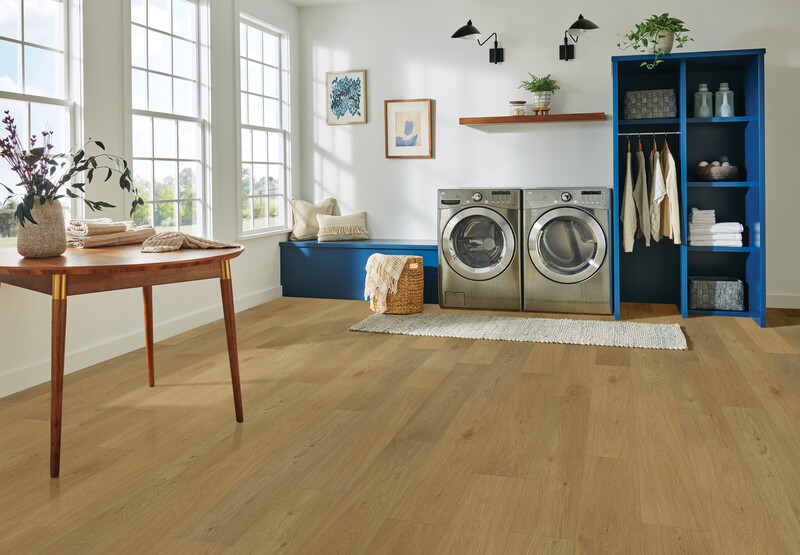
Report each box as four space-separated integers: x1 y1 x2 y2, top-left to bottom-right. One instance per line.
618 131 681 137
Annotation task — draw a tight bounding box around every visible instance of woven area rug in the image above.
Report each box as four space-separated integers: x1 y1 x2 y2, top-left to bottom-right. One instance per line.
350 313 687 350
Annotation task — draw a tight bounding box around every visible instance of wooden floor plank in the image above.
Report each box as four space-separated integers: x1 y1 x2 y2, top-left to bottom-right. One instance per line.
435 474 524 554
504 532 574 555
364 519 445 555
634 393 707 530
586 366 636 459
688 445 784 554
512 393 589 538
574 456 643 554
642 524 713 554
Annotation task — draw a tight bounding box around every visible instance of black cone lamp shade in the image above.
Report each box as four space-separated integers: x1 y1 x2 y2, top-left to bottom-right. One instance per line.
451 20 504 64
560 14 598 61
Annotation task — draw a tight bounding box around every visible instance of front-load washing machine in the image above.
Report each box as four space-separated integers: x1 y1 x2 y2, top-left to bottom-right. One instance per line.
522 188 612 314
438 189 521 310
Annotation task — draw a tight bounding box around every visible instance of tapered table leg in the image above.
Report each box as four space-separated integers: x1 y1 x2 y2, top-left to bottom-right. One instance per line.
51 275 67 478
219 260 243 422
143 285 155 387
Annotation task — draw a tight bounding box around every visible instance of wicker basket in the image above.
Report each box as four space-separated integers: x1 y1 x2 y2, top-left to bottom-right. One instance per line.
694 165 739 181
370 255 424 314
623 89 677 119
689 276 745 311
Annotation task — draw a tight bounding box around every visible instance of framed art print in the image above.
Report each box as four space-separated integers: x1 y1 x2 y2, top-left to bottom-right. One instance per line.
384 99 432 158
326 70 367 125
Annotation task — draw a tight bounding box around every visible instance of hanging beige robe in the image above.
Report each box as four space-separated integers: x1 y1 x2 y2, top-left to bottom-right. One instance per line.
632 149 650 245
660 146 681 244
621 151 637 252
649 148 666 242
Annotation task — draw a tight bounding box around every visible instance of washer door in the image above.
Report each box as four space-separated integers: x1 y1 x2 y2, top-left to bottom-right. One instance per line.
442 207 515 281
529 207 606 284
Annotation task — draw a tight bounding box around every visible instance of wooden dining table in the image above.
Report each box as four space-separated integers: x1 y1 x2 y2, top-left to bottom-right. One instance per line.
0 244 245 477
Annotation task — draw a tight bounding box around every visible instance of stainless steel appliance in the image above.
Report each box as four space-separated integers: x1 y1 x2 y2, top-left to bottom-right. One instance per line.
438 189 521 310
522 188 612 314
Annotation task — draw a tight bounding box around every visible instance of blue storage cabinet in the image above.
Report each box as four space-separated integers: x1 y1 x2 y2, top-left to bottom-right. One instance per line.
280 239 439 304
612 49 766 327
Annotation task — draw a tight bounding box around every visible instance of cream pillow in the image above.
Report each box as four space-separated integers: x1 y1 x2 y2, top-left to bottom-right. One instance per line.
316 212 368 242
289 197 336 241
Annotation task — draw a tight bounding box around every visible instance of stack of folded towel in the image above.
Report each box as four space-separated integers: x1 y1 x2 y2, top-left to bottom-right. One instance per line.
688 208 744 247
66 218 156 248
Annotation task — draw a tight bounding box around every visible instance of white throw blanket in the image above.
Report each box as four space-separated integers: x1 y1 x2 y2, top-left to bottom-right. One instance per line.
364 253 408 314
689 222 744 233
649 149 665 242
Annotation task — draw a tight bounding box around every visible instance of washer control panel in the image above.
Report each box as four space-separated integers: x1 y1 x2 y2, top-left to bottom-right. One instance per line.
439 189 520 208
523 188 611 210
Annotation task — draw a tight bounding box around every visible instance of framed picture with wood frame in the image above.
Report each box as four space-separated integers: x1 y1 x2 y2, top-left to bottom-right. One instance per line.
384 99 432 158
326 70 367 125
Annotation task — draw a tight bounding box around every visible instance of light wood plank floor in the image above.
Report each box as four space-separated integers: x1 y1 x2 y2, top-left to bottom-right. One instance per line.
1 297 800 553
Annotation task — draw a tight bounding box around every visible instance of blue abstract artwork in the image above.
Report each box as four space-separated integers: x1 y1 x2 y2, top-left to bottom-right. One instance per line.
394 111 421 147
329 76 362 119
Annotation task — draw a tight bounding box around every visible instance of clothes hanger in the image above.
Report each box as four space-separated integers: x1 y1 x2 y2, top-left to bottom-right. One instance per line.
627 137 630 153
637 134 642 152
662 132 668 152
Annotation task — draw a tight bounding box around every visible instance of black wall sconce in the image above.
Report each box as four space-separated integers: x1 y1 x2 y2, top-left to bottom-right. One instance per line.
559 14 598 61
451 20 504 64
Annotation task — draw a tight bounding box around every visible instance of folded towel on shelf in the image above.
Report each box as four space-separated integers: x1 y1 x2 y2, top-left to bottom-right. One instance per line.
67 225 155 248
688 232 743 241
66 218 133 237
141 232 240 252
689 222 744 233
690 208 716 218
689 239 743 247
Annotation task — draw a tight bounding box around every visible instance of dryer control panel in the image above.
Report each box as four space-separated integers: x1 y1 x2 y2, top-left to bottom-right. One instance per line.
523 188 611 210
439 189 520 208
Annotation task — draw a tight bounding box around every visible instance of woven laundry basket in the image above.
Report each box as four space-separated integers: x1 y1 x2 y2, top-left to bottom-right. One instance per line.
370 255 424 314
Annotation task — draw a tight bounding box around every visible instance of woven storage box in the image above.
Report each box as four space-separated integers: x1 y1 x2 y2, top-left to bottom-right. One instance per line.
370 255 424 314
623 89 677 119
689 276 745 311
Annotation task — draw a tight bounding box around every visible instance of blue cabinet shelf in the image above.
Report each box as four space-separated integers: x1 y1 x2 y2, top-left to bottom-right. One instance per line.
612 49 766 327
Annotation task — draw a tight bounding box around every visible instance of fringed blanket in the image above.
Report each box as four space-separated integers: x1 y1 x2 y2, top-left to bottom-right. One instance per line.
364 253 408 314
141 232 239 253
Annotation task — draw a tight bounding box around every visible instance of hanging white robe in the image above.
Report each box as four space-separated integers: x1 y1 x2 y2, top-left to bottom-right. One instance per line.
649 148 666 242
632 150 650 245
660 147 681 244
621 151 637 252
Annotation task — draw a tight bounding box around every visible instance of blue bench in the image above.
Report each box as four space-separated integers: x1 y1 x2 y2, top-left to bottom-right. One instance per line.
279 239 439 304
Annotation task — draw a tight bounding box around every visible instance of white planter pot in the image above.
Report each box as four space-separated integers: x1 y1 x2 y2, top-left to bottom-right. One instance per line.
530 91 552 108
646 31 675 54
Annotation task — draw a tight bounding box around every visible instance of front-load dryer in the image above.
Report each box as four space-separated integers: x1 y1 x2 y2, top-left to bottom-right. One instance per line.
438 189 521 310
522 188 612 314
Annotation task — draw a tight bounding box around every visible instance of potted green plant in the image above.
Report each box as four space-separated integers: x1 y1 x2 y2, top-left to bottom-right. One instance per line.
618 13 692 69
0 111 143 257
519 73 560 110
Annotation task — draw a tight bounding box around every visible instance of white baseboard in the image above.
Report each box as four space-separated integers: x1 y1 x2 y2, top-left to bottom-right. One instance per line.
767 294 800 309
0 285 282 399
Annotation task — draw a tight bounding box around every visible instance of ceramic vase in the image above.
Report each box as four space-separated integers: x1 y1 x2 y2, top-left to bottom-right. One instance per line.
646 31 675 54
16 197 67 258
530 91 552 109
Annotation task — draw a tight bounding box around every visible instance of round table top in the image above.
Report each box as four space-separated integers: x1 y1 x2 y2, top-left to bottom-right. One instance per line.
0 245 244 275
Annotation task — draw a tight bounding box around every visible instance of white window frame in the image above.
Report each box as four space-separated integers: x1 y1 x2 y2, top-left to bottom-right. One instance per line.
122 0 212 237
0 0 83 231
235 13 291 239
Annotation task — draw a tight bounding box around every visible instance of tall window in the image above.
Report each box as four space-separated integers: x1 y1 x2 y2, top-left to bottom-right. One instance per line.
130 0 208 235
0 0 73 247
239 16 290 235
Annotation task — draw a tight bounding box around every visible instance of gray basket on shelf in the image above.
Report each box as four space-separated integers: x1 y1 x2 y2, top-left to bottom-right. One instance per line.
623 89 677 119
688 276 745 311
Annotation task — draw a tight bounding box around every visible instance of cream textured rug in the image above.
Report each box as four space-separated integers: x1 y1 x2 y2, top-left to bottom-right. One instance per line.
350 313 687 350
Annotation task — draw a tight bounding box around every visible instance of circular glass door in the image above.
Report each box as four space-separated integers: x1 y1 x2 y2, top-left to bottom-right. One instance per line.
529 207 606 284
442 207 515 281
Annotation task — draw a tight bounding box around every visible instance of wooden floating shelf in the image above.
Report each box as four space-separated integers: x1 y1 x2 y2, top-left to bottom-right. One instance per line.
459 112 606 125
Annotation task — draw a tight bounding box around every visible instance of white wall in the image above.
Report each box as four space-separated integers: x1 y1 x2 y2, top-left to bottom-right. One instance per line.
0 0 300 398
298 0 800 307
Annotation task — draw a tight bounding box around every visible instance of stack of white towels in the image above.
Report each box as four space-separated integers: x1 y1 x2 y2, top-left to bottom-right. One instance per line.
688 208 744 247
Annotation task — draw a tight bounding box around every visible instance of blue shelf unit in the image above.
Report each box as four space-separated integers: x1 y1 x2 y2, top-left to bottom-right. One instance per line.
612 49 766 327
280 239 439 304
